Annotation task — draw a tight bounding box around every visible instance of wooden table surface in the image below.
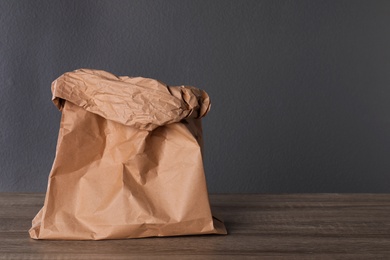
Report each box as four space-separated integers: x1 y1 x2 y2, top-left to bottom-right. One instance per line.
1 193 390 259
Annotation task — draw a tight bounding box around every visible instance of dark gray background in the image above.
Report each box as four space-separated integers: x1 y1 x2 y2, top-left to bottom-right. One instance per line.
1 0 390 193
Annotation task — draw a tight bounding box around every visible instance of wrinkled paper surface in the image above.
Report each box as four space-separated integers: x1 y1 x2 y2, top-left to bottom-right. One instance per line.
29 69 227 240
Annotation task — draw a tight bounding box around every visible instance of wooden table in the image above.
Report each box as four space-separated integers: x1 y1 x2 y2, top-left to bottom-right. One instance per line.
1 193 390 259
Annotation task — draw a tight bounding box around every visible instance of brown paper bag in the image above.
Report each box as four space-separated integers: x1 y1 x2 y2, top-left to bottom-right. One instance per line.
29 69 227 240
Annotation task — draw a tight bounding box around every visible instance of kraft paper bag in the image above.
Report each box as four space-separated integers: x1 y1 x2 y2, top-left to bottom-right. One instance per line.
29 69 227 240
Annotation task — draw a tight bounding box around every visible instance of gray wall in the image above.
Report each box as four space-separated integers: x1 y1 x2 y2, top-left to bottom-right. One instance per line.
1 0 390 193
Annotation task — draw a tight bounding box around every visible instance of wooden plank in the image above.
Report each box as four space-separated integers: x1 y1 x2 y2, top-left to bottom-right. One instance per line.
0 193 390 259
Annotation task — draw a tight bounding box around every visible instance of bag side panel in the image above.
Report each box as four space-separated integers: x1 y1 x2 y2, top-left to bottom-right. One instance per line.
31 101 218 240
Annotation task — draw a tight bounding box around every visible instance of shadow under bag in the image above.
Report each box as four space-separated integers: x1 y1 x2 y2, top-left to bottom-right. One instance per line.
29 69 226 240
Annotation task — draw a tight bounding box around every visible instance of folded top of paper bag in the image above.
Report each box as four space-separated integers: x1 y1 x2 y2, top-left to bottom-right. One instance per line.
51 69 211 131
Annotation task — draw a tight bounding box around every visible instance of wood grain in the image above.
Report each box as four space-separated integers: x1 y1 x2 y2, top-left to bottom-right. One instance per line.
0 193 390 259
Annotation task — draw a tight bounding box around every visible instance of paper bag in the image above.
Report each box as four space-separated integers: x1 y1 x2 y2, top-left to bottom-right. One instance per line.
29 69 227 240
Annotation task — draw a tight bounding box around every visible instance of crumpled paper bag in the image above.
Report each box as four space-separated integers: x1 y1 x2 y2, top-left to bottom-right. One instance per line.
29 69 227 240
